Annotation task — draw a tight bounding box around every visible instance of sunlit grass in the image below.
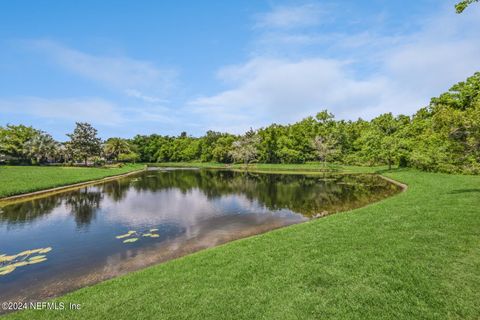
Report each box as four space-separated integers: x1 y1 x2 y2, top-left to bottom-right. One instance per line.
6 167 480 319
150 161 387 173
0 164 144 198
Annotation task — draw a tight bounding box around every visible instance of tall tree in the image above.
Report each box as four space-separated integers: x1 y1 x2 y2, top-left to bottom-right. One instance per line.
360 113 400 170
67 122 102 165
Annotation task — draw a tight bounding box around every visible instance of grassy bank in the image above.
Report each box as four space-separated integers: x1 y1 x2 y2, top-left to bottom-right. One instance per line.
0 164 144 198
5 167 480 319
149 161 385 173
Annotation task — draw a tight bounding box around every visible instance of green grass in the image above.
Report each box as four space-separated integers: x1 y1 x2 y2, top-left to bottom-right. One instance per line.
150 161 385 173
0 164 144 198
5 167 480 319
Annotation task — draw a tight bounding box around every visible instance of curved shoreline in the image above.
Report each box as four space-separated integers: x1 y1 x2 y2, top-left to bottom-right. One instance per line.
0 166 407 206
378 174 408 191
0 167 146 205
0 168 406 309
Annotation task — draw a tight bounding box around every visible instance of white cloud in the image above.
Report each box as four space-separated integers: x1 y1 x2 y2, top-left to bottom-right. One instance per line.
125 89 169 104
0 97 124 125
189 58 388 132
254 3 326 29
27 40 177 102
189 6 480 133
0 96 182 129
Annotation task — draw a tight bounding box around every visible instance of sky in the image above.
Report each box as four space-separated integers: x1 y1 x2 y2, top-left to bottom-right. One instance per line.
1 0 480 140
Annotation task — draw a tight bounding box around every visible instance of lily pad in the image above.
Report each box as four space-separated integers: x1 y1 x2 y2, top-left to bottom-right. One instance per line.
123 238 139 243
0 247 52 277
0 265 16 276
0 255 15 263
27 258 47 264
116 231 137 239
116 233 132 239
12 261 29 267
29 255 46 261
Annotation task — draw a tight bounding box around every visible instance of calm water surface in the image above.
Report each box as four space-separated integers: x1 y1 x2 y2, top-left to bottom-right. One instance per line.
0 168 401 303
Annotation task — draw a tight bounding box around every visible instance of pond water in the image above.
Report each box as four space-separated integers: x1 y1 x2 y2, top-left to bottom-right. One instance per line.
0 168 401 304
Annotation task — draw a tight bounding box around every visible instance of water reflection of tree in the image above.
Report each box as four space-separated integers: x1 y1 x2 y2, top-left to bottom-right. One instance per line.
0 170 401 226
64 189 102 227
101 179 131 202
0 188 104 228
0 196 62 226
129 170 401 217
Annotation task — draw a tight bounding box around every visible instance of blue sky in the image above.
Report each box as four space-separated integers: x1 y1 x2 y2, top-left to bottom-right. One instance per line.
1 0 480 140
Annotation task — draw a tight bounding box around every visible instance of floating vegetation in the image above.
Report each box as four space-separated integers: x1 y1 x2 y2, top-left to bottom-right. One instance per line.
116 231 136 239
116 228 160 244
0 247 52 276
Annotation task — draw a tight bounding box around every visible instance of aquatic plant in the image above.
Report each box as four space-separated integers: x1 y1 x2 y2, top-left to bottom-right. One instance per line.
0 247 52 276
116 229 160 243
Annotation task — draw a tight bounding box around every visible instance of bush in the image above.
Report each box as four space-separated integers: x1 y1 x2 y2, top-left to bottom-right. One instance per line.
118 152 140 163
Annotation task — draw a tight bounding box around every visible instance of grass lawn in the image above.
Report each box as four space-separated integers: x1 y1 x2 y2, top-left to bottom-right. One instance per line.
4 166 480 319
0 164 144 198
150 161 385 173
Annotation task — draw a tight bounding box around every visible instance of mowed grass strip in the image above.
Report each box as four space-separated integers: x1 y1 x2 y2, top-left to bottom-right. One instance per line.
0 164 144 198
150 161 384 173
6 169 480 319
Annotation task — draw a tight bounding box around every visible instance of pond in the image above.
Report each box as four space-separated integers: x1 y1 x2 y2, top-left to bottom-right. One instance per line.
0 168 401 304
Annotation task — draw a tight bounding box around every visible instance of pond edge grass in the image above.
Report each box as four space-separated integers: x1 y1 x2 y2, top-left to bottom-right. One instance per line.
0 166 147 206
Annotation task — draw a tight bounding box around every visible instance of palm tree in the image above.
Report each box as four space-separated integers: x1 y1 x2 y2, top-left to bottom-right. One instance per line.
23 132 59 164
103 138 131 162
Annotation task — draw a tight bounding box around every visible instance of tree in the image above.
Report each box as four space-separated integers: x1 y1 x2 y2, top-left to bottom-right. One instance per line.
23 131 59 164
104 138 131 162
312 135 338 167
0 124 39 161
456 0 479 13
211 135 235 163
229 129 261 165
371 114 401 170
118 152 140 163
358 114 401 170
66 122 102 165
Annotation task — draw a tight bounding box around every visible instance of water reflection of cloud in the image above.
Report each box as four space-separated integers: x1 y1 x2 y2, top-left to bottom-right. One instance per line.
102 188 304 230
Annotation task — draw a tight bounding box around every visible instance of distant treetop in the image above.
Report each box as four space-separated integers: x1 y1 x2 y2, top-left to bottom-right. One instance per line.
456 0 479 13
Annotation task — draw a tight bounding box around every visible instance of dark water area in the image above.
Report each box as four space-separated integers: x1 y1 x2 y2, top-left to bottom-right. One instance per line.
0 168 401 304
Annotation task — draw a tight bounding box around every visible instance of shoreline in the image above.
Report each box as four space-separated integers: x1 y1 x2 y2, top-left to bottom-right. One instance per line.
0 167 146 205
0 165 407 206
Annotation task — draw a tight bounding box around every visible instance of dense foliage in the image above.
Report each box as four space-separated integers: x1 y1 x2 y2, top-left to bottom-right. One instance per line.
129 73 480 174
1 73 479 174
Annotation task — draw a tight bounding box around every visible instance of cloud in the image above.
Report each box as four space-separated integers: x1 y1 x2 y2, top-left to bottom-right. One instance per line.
125 89 169 104
189 58 388 132
0 97 124 125
254 3 326 29
189 5 480 133
27 40 177 102
0 96 182 128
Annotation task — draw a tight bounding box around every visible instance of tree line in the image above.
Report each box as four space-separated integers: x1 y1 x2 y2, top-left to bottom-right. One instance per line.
1 72 479 174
